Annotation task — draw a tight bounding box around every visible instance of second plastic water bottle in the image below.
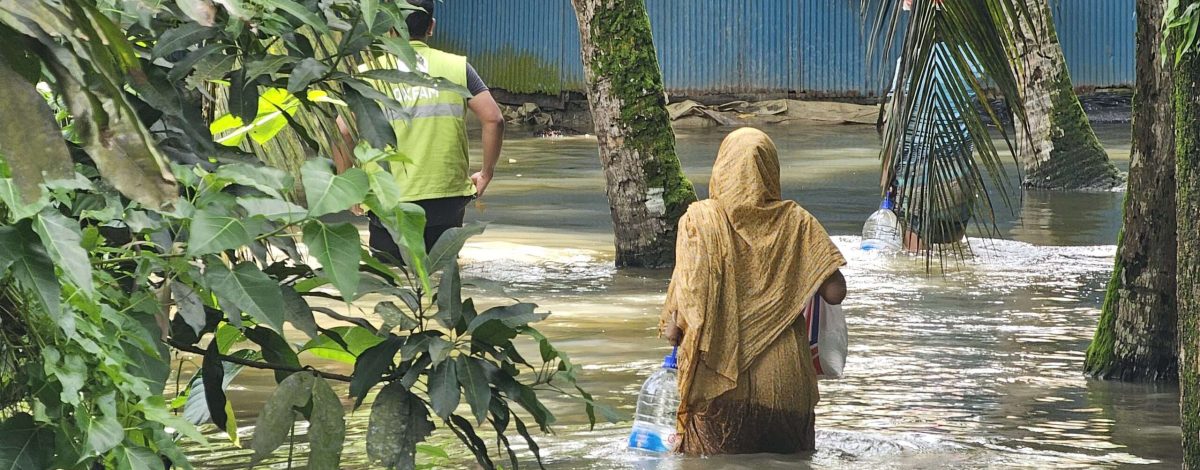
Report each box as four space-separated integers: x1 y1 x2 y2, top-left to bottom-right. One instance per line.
861 198 902 252
628 348 680 453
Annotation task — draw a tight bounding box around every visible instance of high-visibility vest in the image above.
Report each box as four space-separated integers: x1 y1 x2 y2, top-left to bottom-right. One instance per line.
389 41 475 202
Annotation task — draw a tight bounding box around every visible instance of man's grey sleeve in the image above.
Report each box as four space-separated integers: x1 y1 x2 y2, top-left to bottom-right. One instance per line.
466 63 489 96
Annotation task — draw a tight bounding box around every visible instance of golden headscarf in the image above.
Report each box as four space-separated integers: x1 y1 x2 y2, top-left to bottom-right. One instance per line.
663 128 846 421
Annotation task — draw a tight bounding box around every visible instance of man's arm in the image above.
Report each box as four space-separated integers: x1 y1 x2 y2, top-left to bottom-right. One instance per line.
332 115 356 174
467 90 503 197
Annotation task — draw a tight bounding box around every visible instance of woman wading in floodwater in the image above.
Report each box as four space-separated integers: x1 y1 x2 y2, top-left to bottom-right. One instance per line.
661 128 847 454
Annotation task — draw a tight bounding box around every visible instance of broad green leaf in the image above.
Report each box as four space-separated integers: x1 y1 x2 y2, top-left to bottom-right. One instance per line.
288 57 330 94
308 378 346 469
0 413 52 470
0 223 61 319
202 262 285 332
42 348 85 405
214 163 292 198
244 55 297 81
427 223 486 274
118 446 164 470
281 285 319 339
0 58 72 204
349 336 403 408
171 282 207 335
375 301 419 332
427 358 459 420
457 356 491 425
245 326 302 383
426 336 453 366
367 382 433 470
82 394 124 456
237 197 307 222
153 23 216 58
0 179 48 221
303 221 362 300
302 159 369 217
250 372 315 465
361 0 381 30
187 209 255 256
32 209 93 295
365 166 405 213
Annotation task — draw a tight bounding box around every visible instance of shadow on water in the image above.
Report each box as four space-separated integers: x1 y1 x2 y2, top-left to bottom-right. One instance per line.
182 122 1182 469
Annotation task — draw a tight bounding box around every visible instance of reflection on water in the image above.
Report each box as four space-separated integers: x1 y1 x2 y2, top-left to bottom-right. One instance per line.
183 122 1182 468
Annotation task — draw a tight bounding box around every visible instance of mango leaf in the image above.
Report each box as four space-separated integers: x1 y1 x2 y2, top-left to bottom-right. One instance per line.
250 372 315 465
184 349 258 426
301 159 369 217
427 223 486 274
426 336 453 366
288 57 330 93
281 285 318 339
447 415 493 469
31 209 93 295
373 204 430 292
202 340 240 444
303 221 361 300
301 326 384 364
201 262 285 332
366 382 433 470
167 43 227 81
0 223 61 320
343 86 394 150
187 208 255 256
467 303 546 332
512 415 545 467
308 378 346 470
245 326 302 383
0 57 73 204
0 413 52 470
153 23 216 58
349 336 403 408
434 262 461 330
375 301 419 332
456 356 491 425
269 0 331 34
427 358 459 420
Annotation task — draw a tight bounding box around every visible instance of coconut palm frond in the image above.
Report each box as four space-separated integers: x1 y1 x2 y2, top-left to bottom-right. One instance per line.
861 0 1038 258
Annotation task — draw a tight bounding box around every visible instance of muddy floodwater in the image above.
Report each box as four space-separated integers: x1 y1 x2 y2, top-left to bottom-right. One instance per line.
182 122 1184 469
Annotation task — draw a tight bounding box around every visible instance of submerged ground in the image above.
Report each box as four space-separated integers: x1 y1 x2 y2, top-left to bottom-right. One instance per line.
183 122 1183 469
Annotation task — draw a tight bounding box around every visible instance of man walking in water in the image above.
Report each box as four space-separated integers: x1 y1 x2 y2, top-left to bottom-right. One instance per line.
335 0 505 259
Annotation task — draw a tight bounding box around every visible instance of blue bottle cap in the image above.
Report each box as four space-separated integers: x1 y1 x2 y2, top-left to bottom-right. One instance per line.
880 198 894 210
663 346 678 369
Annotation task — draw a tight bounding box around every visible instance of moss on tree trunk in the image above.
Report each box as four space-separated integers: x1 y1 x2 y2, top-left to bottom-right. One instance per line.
1084 0 1178 382
570 0 697 268
1013 0 1119 190
1176 40 1200 468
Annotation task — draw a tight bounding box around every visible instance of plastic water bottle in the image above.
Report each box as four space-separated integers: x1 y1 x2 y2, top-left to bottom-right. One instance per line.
861 198 902 252
628 348 680 454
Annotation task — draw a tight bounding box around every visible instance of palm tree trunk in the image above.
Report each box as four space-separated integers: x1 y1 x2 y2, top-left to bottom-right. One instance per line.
570 0 697 268
1084 0 1177 382
1012 0 1119 190
1176 33 1200 468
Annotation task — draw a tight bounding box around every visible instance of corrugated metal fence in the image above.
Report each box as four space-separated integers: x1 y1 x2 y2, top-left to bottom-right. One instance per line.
433 0 1133 97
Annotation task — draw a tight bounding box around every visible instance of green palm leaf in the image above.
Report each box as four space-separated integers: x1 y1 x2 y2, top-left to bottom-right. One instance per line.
861 0 1038 259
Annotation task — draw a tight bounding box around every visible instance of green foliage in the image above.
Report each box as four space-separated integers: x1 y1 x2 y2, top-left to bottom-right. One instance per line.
1165 0 1200 64
0 1 615 469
